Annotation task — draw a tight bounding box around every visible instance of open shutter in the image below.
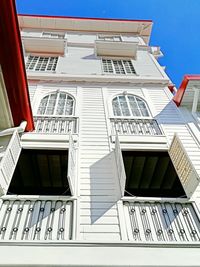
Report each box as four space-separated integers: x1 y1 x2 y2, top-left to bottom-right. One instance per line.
115 134 126 196
0 130 22 195
67 133 76 195
169 134 200 197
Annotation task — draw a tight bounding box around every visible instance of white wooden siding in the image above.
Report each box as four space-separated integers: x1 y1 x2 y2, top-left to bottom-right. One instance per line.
78 87 121 240
28 84 37 103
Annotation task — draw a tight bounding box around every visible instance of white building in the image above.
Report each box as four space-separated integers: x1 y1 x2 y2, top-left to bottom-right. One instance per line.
0 7 200 266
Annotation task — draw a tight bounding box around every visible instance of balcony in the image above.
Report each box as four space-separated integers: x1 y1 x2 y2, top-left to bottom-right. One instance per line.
110 118 166 144
0 196 73 241
124 200 200 242
95 37 138 58
33 116 78 134
22 35 66 55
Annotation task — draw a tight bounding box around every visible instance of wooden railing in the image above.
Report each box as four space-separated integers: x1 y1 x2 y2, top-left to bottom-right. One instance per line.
124 200 200 242
0 198 73 241
33 116 78 134
110 118 162 136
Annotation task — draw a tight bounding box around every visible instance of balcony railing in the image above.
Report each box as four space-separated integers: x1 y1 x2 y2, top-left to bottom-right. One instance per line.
0 197 73 241
110 118 162 136
33 116 78 134
124 200 200 242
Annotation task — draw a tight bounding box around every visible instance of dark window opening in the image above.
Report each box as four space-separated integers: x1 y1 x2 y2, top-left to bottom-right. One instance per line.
123 151 186 198
8 149 71 196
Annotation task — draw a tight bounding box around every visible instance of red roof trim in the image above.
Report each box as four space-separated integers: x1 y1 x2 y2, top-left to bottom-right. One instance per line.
18 14 152 23
0 0 34 131
173 75 200 106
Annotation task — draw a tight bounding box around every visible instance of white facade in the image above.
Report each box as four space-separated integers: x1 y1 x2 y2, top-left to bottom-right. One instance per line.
0 15 200 266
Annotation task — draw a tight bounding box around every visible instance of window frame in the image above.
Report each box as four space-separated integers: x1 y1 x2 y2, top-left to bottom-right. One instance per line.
101 58 136 75
112 93 151 119
36 90 75 117
25 55 59 72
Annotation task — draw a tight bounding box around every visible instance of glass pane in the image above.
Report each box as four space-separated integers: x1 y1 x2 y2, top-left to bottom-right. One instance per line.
119 96 130 116
136 97 150 117
65 96 73 115
112 98 121 116
37 96 49 114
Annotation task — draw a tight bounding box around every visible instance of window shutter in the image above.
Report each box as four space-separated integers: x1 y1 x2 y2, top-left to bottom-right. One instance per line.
0 131 22 195
115 134 126 196
169 134 200 197
67 134 76 195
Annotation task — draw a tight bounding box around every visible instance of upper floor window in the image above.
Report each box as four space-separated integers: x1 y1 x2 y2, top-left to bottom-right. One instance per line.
26 55 58 71
42 32 65 39
37 91 74 116
102 59 136 75
112 94 150 117
98 35 122 42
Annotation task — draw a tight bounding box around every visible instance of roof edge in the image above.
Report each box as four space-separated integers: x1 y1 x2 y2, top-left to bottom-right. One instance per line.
0 0 34 131
18 13 153 23
173 75 200 106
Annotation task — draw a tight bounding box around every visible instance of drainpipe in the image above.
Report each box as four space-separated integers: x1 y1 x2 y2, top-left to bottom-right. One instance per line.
0 121 27 137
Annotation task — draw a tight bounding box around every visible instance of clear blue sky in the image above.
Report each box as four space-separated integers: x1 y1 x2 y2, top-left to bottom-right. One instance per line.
16 0 200 87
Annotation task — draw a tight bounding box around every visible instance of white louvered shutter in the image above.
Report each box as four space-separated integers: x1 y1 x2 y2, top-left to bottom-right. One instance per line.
67 134 76 195
0 131 22 195
169 134 200 197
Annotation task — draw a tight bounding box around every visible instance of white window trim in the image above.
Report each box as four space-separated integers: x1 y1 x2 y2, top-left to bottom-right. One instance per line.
37 91 75 116
101 58 136 75
111 93 152 118
33 88 76 117
25 55 59 72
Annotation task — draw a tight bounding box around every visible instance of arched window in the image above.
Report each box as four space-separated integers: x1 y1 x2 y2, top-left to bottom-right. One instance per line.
37 91 74 115
112 94 150 117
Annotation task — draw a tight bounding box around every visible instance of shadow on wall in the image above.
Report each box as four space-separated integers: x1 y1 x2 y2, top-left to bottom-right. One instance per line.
82 54 97 60
154 102 190 125
89 151 121 224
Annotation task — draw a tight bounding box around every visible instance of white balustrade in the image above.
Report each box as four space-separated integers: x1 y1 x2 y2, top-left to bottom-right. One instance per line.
33 116 78 134
0 198 73 241
124 201 200 242
110 118 162 136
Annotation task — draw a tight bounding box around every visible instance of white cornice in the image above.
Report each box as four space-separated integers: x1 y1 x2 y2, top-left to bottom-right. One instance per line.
27 72 170 86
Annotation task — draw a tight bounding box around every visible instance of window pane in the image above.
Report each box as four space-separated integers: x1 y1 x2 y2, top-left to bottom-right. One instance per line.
37 95 49 115
65 96 73 115
112 98 121 116
113 60 125 74
26 56 58 72
119 96 130 116
112 94 150 117
136 97 150 116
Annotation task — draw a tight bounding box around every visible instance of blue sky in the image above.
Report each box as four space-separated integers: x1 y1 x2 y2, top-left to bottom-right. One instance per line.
16 0 200 87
